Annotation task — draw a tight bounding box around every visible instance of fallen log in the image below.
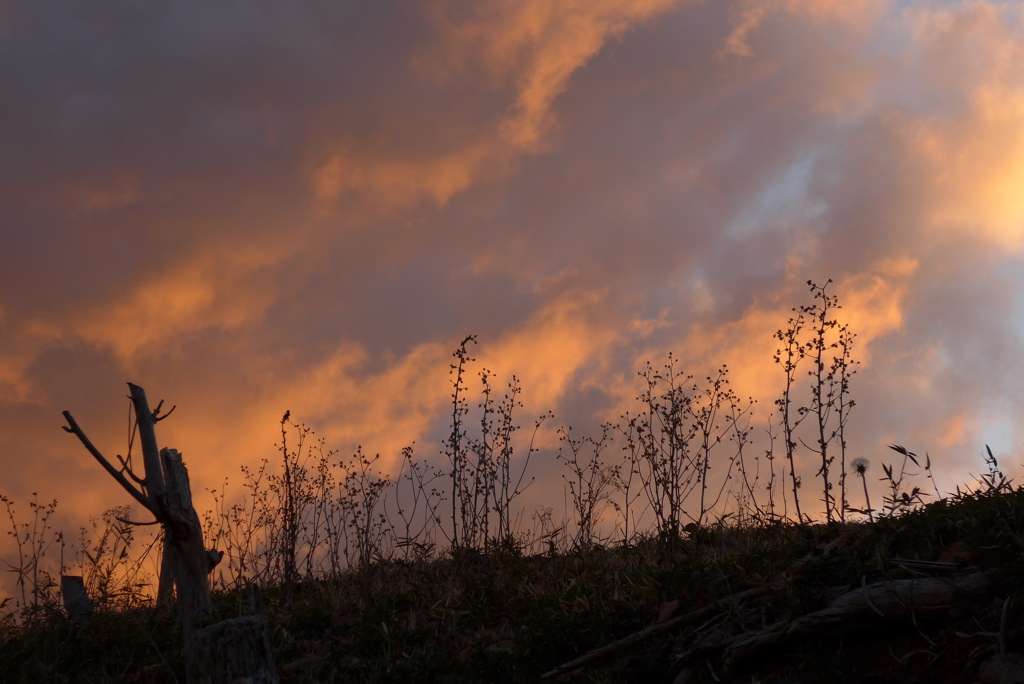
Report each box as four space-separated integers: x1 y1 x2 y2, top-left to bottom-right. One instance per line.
711 570 996 673
541 585 773 679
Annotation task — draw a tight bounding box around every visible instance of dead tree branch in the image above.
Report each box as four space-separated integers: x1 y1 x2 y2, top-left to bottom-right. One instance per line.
62 410 156 515
116 453 147 486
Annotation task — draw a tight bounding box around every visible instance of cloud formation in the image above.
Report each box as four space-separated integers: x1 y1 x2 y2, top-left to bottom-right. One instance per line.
3 0 1024 577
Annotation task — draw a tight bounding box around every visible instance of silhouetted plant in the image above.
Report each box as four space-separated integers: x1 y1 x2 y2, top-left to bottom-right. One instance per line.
850 457 873 521
76 507 155 608
801 279 841 522
832 321 858 520
774 280 858 523
617 359 754 541
730 391 763 522
390 445 443 561
557 425 619 550
774 306 807 521
614 423 644 545
443 335 476 551
0 494 60 611
882 444 925 516
974 445 1012 497
337 448 390 571
486 379 548 550
620 356 698 542
761 414 781 521
687 365 751 526
277 411 308 585
797 280 858 523
438 337 547 555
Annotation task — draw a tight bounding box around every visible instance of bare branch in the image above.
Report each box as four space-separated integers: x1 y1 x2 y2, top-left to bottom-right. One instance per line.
128 383 168 510
116 454 147 486
62 410 157 516
154 403 177 423
115 515 161 526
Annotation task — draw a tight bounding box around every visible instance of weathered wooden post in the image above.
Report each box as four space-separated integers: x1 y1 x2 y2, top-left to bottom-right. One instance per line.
63 383 279 684
60 575 92 626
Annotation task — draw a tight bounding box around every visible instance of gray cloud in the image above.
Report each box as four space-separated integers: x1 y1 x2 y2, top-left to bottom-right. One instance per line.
2 0 1024 570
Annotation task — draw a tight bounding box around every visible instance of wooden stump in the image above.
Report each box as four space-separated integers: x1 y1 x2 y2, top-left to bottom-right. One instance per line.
186 615 279 684
160 447 215 636
60 575 92 626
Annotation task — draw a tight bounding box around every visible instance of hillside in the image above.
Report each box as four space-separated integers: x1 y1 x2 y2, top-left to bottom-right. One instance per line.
4 476 1024 683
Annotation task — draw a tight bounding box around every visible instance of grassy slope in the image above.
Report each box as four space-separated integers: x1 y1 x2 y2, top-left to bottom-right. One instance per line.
4 485 1024 683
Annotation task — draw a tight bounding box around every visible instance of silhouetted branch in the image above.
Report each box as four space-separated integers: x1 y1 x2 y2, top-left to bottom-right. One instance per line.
115 515 161 527
62 410 156 515
153 401 176 423
116 454 147 486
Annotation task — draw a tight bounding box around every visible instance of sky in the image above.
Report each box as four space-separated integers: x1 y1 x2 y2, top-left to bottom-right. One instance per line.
3 0 1024 560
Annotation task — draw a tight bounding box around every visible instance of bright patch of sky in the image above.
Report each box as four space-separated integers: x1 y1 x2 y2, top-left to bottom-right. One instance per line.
725 152 828 237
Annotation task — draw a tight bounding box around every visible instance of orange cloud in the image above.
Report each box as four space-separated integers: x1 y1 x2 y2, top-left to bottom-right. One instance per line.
315 0 689 211
937 412 969 448
912 86 1024 250
477 289 620 415
720 0 884 57
0 355 34 404
482 0 688 150
71 242 299 365
837 258 917 366
161 291 624 486
885 3 1024 250
313 140 499 212
277 341 452 470
720 5 767 58
140 340 454 510
0 316 64 405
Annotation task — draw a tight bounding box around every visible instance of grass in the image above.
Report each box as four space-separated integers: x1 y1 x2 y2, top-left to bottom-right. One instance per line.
5 479 1024 682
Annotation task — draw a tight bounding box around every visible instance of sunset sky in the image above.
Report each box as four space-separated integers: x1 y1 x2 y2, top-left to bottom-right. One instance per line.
3 0 1024 553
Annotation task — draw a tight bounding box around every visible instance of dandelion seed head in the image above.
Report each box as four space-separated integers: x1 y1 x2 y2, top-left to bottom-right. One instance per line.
852 457 869 475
